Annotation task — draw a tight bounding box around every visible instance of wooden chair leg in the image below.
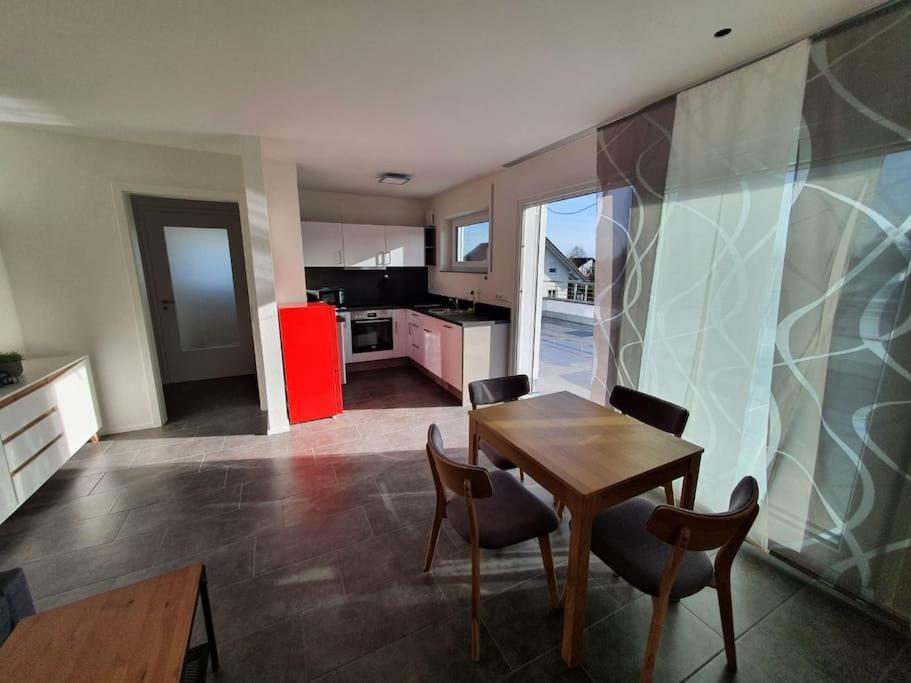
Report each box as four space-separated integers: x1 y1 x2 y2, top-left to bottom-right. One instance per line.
663 482 675 505
470 540 481 661
641 594 670 683
423 509 443 572
554 499 565 520
538 534 561 608
716 575 737 669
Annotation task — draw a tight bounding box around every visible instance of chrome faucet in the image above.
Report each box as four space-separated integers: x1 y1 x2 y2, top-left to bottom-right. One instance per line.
448 296 459 310
469 290 477 313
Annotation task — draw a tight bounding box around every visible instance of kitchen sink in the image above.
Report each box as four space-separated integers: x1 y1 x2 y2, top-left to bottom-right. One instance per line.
427 307 460 315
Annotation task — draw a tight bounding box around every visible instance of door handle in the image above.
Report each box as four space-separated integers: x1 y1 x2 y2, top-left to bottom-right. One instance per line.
161 299 175 304
337 250 343 264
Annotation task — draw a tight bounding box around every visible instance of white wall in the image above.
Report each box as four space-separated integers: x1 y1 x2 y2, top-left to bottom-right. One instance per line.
0 246 23 351
427 133 597 304
299 188 425 226
263 159 307 303
0 125 249 433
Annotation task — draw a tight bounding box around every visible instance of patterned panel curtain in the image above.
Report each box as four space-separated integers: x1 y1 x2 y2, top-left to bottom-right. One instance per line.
639 41 810 532
591 98 675 405
767 3 911 621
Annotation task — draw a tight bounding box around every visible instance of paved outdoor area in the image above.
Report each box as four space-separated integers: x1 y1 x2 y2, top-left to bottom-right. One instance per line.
537 316 594 398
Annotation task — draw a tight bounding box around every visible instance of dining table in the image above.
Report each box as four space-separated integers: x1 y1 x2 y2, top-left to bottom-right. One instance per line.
467 391 703 668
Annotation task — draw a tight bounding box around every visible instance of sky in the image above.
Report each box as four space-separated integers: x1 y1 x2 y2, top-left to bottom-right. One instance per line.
544 192 598 258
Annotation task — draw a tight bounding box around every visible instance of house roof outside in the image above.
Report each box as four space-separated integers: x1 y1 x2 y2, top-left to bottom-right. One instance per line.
545 238 590 282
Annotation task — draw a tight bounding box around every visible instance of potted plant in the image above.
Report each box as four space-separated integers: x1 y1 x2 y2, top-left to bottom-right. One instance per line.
0 351 24 378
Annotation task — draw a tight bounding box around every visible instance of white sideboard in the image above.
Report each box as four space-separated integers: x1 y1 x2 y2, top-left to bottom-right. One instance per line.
0 356 101 523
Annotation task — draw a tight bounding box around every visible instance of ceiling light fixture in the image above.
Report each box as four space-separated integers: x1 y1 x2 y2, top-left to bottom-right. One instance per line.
377 172 412 185
714 27 732 38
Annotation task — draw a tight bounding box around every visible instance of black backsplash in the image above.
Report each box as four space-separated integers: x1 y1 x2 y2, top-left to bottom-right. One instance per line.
306 267 435 308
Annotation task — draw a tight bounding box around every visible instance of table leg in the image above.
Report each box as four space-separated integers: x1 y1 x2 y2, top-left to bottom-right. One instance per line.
561 498 595 667
199 567 219 672
468 415 479 466
679 452 701 510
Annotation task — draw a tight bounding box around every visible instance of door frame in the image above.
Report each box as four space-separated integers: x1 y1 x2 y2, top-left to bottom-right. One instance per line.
512 180 599 384
111 182 261 429
130 195 257 386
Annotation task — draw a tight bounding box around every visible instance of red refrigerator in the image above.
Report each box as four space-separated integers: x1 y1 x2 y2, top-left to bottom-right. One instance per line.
279 303 344 423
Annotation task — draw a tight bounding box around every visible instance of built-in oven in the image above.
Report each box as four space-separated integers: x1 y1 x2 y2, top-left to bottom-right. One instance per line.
350 310 394 354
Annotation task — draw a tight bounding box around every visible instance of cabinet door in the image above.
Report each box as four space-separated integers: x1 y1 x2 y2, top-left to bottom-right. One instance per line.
407 311 423 363
422 317 443 377
384 226 425 267
301 222 344 267
343 224 387 267
440 322 463 390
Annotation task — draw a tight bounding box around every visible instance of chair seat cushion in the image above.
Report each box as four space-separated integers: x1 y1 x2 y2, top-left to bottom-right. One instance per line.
479 440 516 471
447 471 559 549
590 497 713 599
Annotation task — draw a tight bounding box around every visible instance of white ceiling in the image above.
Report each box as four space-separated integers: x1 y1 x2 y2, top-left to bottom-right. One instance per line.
0 0 883 198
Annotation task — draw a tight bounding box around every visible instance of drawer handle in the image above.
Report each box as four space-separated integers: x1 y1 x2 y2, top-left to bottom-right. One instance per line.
2 406 58 445
412 344 419 349
10 433 63 477
443 324 453 329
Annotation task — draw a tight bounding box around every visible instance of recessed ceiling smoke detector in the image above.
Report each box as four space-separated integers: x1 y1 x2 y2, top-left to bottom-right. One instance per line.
377 172 412 185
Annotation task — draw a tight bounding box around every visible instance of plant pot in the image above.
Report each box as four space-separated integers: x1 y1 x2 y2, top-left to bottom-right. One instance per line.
0 360 23 377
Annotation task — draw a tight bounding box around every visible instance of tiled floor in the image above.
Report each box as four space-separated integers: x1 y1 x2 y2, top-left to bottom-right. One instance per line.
537 317 594 398
1 367 908 681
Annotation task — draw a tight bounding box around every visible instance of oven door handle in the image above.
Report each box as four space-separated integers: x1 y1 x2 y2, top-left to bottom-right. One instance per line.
352 318 393 325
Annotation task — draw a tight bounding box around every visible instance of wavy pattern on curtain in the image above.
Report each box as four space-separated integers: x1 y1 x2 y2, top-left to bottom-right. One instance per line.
767 3 911 621
591 98 675 405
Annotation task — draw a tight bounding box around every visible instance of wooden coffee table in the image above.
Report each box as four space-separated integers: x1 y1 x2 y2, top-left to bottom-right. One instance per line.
0 563 219 681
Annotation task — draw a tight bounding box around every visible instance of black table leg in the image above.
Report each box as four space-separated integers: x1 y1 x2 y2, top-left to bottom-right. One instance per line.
199 566 219 672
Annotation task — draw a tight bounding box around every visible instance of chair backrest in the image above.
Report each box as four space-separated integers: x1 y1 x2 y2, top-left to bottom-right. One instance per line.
646 476 759 553
468 374 530 409
425 424 493 499
609 385 689 437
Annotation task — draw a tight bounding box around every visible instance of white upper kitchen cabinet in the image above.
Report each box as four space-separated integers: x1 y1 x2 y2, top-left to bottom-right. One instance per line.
300 222 344 267
440 321 463 390
384 226 425 267
343 224 387 267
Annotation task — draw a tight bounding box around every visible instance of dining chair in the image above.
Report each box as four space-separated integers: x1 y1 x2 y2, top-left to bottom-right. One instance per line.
467 374 530 481
589 476 759 682
609 385 689 505
555 385 689 519
422 423 561 661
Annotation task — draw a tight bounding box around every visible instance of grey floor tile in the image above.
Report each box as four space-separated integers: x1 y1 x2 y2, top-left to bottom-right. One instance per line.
211 553 346 643
23 470 103 507
582 595 723 682
158 536 256 589
22 529 165 599
254 506 373 575
335 609 510 682
109 466 229 512
687 624 834 682
0 511 127 568
116 484 242 539
216 616 308 682
240 463 338 504
301 577 454 679
682 544 810 638
481 565 621 670
156 500 283 563
758 581 909 683
282 476 381 526
881 643 911 683
0 490 120 538
503 647 595 682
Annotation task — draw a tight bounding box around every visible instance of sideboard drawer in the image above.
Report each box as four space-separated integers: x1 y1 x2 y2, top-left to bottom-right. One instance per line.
0 386 55 442
4 408 64 474
11 435 69 503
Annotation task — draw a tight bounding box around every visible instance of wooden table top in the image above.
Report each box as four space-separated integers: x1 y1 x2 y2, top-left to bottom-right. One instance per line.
470 392 703 498
0 564 201 682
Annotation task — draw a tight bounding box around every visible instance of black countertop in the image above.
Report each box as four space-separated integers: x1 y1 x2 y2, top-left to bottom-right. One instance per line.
340 303 509 328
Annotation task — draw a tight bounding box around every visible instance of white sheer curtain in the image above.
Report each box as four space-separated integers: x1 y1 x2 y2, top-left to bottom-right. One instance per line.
639 41 810 542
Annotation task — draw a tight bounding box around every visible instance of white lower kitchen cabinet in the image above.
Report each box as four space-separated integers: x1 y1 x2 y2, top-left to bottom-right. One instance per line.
406 310 424 365
0 356 101 523
422 318 443 378
439 321 463 390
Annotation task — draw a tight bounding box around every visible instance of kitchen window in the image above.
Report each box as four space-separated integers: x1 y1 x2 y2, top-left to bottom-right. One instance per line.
451 211 489 272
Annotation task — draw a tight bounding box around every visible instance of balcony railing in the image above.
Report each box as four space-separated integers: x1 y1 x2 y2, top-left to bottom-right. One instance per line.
543 280 594 303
